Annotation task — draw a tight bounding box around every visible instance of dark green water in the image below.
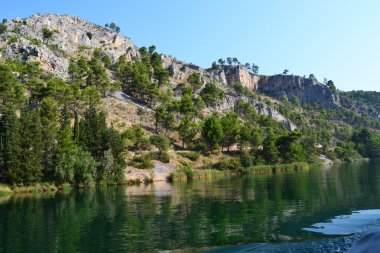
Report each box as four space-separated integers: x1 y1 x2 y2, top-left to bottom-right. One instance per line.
0 160 380 253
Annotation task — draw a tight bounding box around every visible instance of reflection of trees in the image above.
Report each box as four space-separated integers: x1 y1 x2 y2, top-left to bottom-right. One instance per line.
0 161 380 252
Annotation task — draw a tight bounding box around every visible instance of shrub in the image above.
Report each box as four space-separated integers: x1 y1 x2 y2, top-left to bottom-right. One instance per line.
150 134 170 152
150 151 170 163
211 157 242 171
131 155 154 169
0 23 6 34
177 151 200 161
240 154 254 167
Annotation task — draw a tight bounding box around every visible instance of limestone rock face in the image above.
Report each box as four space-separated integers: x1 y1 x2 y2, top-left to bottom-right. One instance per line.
224 66 259 90
258 75 340 108
207 94 296 131
0 14 139 78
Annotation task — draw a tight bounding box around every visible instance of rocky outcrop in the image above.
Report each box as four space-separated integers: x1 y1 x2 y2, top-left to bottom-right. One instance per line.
224 65 259 90
258 75 340 108
207 94 296 131
0 14 139 78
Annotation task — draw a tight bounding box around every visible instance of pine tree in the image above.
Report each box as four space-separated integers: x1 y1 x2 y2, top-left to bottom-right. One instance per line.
202 114 224 153
79 106 109 161
55 104 77 183
40 98 59 179
0 107 21 184
262 130 279 164
220 112 240 151
73 109 80 144
19 107 44 184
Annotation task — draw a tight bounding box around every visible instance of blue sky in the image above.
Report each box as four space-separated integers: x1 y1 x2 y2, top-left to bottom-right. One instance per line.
1 0 379 91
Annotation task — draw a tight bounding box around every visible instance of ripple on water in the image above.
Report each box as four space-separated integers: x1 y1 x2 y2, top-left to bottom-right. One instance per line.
303 209 380 235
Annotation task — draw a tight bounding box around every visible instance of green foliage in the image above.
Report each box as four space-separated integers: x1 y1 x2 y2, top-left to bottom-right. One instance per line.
220 112 240 151
177 117 198 148
344 90 380 112
122 125 150 151
42 28 54 43
154 105 175 133
327 80 337 93
262 130 279 164
352 128 380 158
187 73 202 91
117 45 168 107
105 22 120 33
201 114 224 153
200 83 225 106
177 151 200 161
18 107 44 184
149 134 170 152
210 157 242 171
131 155 154 169
277 131 305 163
239 154 254 167
0 23 7 34
0 107 21 184
150 151 170 163
55 148 97 186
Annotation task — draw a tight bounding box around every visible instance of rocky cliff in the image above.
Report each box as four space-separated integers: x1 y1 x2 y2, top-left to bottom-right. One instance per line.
0 14 139 78
257 75 340 108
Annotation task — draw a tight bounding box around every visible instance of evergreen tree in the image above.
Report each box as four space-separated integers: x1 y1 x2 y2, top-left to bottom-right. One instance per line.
19 107 44 183
202 114 224 153
55 105 77 183
277 131 305 163
79 106 109 161
73 109 80 143
177 117 198 148
220 112 240 151
40 98 59 179
262 130 279 164
0 107 21 184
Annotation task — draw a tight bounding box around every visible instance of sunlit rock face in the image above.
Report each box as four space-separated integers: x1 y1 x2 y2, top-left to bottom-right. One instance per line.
257 74 340 108
1 14 139 78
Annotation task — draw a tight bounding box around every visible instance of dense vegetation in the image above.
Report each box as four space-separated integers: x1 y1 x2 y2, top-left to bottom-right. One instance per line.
343 90 380 112
0 28 380 188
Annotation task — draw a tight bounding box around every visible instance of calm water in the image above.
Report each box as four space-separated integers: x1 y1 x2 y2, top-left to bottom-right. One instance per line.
0 160 380 253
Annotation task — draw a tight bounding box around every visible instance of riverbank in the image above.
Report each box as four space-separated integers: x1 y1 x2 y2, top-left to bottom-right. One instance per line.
0 162 310 194
168 162 309 182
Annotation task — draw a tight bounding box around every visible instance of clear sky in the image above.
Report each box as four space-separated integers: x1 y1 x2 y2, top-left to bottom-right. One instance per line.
1 0 379 91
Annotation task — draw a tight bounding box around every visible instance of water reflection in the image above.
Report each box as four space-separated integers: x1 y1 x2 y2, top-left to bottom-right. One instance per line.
0 160 379 253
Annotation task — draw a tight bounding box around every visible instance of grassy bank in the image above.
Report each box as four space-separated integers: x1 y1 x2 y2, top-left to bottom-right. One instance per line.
169 162 309 182
0 184 12 196
169 168 231 182
0 182 76 194
242 162 309 174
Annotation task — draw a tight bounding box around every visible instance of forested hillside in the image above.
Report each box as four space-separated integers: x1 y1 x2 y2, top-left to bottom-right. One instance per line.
0 14 379 188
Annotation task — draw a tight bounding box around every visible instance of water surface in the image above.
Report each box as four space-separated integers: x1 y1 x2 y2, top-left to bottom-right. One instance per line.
0 160 379 252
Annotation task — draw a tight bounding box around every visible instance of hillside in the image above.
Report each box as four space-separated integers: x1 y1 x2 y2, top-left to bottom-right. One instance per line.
0 14 379 187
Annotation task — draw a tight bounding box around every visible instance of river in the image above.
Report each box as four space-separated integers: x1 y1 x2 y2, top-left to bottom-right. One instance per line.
0 160 379 252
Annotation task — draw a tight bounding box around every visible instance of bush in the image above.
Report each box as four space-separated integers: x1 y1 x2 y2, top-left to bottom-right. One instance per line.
0 23 6 34
149 134 170 152
30 38 42 46
177 151 200 161
150 151 170 163
211 157 242 171
131 155 154 169
240 154 254 167
189 141 207 153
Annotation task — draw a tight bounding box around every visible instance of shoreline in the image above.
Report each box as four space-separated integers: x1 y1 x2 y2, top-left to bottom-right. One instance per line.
0 162 317 195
